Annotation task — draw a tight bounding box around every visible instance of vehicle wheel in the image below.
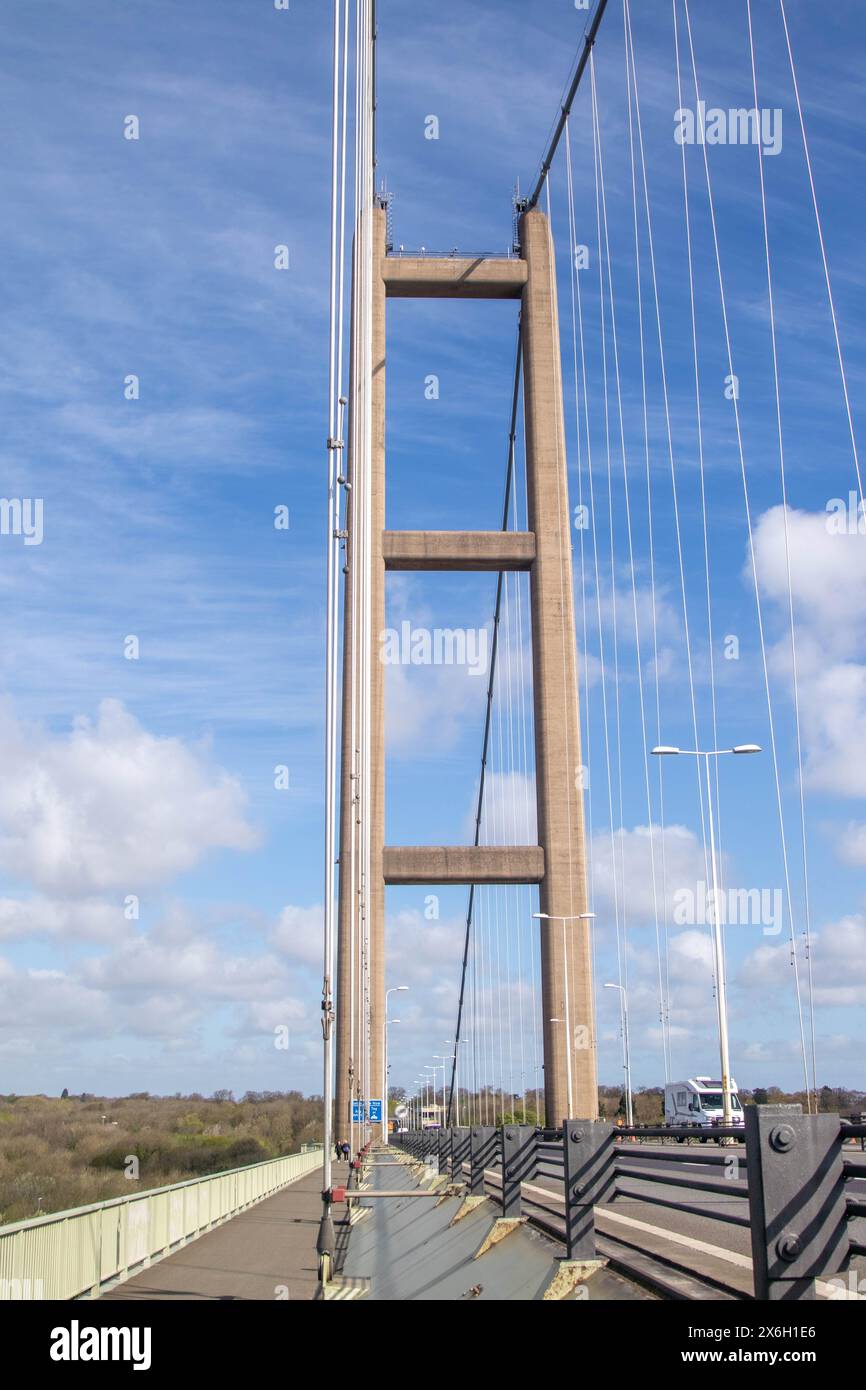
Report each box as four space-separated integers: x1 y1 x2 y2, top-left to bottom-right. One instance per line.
699 1136 708 1144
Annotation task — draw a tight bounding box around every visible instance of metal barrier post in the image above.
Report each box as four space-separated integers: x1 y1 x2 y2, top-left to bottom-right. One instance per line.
562 1120 615 1262
501 1126 535 1218
453 1126 470 1183
438 1128 450 1175
470 1126 496 1196
745 1107 848 1300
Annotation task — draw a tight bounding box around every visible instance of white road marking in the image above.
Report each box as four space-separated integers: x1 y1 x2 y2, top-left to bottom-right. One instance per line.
513 1174 862 1300
597 1206 751 1269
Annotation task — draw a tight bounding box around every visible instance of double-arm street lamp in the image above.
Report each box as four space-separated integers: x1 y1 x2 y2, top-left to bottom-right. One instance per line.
383 985 409 1144
652 743 761 1127
604 981 633 1125
434 1054 455 1128
423 1066 437 1125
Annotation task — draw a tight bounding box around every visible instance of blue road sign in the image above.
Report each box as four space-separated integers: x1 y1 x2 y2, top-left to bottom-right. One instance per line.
369 1098 382 1123
352 1100 365 1123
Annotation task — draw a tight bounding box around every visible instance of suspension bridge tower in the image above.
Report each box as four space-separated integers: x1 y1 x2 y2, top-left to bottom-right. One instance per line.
334 199 597 1134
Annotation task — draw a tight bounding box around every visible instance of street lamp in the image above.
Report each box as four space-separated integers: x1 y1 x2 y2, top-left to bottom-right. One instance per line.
414 1077 427 1130
604 982 633 1126
423 1067 436 1127
383 985 409 1145
533 912 596 1117
434 1055 454 1129
652 742 761 1127
444 1038 468 1126
386 1020 401 1130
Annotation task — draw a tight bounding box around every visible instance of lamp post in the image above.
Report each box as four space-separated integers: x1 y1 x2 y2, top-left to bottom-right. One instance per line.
652 743 761 1127
414 1078 426 1130
434 1055 454 1130
383 985 409 1145
604 982 633 1126
533 912 596 1117
423 1067 436 1128
445 1038 467 1126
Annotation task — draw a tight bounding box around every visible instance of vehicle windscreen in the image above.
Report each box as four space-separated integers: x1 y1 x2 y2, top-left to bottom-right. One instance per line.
699 1092 742 1110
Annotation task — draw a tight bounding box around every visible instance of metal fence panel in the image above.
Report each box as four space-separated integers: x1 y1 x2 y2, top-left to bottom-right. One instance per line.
0 1148 323 1301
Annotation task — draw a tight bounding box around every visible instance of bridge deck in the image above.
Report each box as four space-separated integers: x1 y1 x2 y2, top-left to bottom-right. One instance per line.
340 1153 652 1300
101 1162 341 1302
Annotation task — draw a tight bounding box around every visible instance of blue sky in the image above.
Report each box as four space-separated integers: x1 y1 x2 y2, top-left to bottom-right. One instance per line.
0 0 863 1103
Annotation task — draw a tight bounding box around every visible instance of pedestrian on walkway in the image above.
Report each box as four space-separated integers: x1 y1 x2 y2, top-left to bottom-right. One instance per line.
341 1141 350 1161
335 1140 343 1160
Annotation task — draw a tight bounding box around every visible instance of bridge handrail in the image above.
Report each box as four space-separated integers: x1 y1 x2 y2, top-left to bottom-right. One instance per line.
615 1123 744 1139
0 1146 323 1301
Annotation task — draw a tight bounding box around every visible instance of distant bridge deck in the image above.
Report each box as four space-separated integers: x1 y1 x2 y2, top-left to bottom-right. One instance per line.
101 1163 346 1302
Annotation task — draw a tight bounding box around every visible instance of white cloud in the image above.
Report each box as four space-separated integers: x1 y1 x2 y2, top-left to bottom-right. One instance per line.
810 916 866 1008
271 903 323 967
741 915 866 1008
384 908 467 1043
668 928 715 978
79 929 286 1004
739 1038 805 1064
0 910 315 1063
595 577 682 653
752 504 866 650
752 505 866 800
838 823 866 867
385 660 487 756
0 958 114 1041
0 698 259 896
589 822 711 925
0 895 125 941
55 403 256 467
474 770 537 843
233 997 308 1037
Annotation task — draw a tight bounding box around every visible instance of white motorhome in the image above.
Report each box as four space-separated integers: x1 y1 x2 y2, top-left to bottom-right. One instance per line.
665 1077 744 1135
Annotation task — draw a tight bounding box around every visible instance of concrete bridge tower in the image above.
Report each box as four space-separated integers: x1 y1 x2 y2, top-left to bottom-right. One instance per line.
335 204 597 1136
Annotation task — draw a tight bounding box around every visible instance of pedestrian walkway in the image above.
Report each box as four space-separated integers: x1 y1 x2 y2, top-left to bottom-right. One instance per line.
102 1162 347 1301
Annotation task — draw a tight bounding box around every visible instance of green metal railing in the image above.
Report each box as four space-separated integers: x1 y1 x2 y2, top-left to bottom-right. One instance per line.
0 1147 323 1300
